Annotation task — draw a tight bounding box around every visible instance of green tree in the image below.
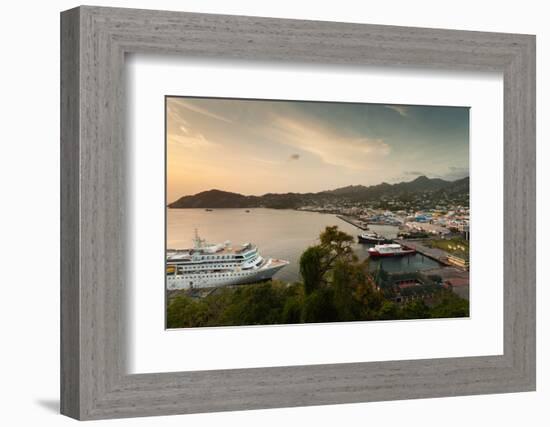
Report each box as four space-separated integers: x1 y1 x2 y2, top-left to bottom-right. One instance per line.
318 226 357 279
319 225 356 264
300 226 358 295
299 245 327 295
222 283 286 325
302 288 338 323
332 260 368 321
282 294 303 324
430 292 469 318
377 300 400 320
373 263 389 288
166 226 471 329
353 278 385 320
167 295 207 328
401 299 430 319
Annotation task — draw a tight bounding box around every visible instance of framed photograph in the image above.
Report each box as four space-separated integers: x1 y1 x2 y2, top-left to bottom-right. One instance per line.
164 96 471 329
61 6 536 420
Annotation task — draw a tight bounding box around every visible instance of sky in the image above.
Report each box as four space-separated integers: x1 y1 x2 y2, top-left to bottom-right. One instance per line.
166 97 469 203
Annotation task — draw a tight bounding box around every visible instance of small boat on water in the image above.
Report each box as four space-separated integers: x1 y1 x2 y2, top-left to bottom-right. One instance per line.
205 208 213 212
245 210 250 213
358 232 388 244
368 243 416 257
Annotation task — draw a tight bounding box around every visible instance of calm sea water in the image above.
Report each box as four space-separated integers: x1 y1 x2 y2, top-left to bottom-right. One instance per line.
167 208 441 283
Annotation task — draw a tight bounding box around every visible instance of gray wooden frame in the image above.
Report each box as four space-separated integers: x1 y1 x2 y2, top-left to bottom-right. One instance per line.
60 5 536 420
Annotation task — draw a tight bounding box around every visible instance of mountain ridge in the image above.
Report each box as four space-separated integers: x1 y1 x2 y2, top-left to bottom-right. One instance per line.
168 175 469 209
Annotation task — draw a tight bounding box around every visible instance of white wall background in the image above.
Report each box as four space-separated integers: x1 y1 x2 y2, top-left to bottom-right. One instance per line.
0 0 546 425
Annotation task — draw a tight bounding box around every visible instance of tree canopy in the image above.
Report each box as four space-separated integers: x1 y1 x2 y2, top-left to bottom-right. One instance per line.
167 226 469 328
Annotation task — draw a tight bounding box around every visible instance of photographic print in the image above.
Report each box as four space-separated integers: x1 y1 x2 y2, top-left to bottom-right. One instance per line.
165 97 470 329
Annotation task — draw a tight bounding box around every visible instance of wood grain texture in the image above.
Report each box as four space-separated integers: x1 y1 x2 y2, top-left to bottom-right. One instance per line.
60 7 80 419
60 6 536 420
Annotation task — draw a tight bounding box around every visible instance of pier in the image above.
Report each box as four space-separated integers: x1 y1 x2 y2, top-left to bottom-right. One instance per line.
336 215 369 230
393 239 454 267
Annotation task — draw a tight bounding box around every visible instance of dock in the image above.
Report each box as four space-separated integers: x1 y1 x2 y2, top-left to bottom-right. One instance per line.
393 239 454 267
336 215 369 231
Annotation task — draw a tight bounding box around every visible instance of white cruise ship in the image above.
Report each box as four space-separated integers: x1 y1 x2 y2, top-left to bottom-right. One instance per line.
166 231 289 290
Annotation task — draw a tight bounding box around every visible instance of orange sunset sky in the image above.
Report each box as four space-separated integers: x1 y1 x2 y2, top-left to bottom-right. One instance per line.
166 97 469 203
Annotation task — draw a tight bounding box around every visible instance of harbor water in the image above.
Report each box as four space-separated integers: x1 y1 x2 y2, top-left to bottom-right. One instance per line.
167 208 442 283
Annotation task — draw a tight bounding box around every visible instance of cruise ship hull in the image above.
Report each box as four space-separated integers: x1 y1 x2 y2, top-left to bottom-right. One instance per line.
166 258 289 290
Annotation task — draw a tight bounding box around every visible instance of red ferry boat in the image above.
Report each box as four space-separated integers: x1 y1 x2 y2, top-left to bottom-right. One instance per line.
368 243 416 257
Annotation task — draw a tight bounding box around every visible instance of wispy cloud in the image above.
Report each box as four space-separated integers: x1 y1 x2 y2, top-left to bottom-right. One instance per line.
169 99 234 123
167 99 229 150
168 132 217 149
385 105 409 117
272 115 390 170
165 97 469 199
248 156 281 166
441 166 469 180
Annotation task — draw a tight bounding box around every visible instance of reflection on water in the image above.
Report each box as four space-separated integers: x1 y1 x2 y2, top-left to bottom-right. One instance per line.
363 249 441 273
167 208 441 283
